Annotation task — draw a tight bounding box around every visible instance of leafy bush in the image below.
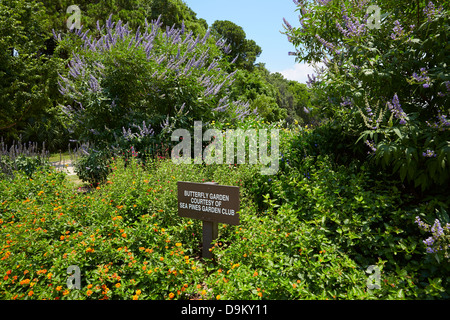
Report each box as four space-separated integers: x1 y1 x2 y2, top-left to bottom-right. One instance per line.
284 0 450 191
56 14 256 155
74 149 112 186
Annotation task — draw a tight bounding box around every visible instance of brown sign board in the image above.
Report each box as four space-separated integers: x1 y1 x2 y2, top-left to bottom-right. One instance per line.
177 181 240 226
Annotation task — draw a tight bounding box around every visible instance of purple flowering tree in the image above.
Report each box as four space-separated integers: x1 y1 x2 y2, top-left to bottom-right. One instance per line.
55 14 253 154
284 0 449 191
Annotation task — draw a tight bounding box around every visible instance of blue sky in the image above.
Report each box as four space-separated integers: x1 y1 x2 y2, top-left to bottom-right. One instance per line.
183 0 315 83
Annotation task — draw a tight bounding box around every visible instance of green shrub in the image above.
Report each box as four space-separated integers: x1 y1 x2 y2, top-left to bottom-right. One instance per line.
74 149 112 186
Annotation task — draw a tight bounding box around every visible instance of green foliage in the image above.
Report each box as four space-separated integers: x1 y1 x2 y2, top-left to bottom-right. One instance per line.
41 0 208 35
0 155 50 179
74 149 112 186
211 20 262 72
227 66 315 123
0 0 68 150
2 139 449 299
285 0 450 191
57 15 246 156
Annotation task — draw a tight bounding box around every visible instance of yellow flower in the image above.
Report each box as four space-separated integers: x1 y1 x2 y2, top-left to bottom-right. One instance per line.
87 284 93 289
136 289 141 295
132 295 139 300
168 292 175 299
56 285 62 291
115 283 121 288
216 295 221 300
175 243 182 247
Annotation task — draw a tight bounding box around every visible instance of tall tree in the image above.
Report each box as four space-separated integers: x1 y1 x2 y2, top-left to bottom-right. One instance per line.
211 20 262 71
0 0 67 150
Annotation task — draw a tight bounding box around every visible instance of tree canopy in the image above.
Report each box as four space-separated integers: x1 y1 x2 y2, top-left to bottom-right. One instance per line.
211 20 262 71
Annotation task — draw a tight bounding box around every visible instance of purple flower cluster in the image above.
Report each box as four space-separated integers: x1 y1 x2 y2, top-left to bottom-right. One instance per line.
424 1 444 21
363 103 381 130
340 97 353 107
283 18 293 31
314 34 341 55
365 140 377 154
232 100 253 120
387 94 408 125
422 149 437 158
56 14 248 128
426 114 450 131
390 20 405 40
306 73 317 88
336 12 367 38
121 121 155 142
411 68 431 88
415 216 450 255
316 0 332 6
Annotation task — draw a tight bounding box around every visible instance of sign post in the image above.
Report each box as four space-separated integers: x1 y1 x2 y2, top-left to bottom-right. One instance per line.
177 181 240 259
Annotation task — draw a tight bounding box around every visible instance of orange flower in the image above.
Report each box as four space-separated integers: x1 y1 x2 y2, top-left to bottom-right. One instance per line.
56 286 62 291
121 233 127 238
86 289 93 296
253 271 258 277
175 243 182 247
20 279 30 285
216 295 221 300
87 284 93 289
28 291 34 297
132 295 139 300
168 292 175 299
159 257 164 261
257 292 263 297
63 290 69 296
136 289 142 295
115 283 121 288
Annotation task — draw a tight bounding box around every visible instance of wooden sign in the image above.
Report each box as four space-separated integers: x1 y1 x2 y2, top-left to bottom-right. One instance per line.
177 181 240 225
177 181 240 259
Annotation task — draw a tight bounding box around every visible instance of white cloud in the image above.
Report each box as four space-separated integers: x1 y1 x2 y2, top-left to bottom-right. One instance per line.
276 63 323 84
